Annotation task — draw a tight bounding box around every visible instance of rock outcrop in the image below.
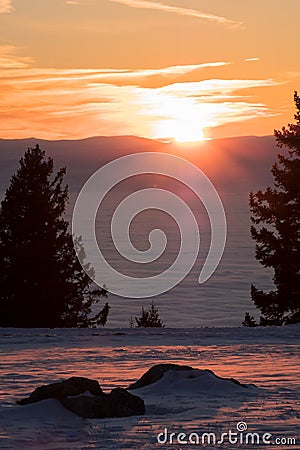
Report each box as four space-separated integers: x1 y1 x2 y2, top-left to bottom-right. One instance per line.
128 363 193 390
17 376 145 419
129 364 250 391
18 377 102 405
61 387 145 418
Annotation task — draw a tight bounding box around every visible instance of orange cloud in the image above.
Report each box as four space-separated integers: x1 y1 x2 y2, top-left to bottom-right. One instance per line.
0 46 280 140
109 0 243 28
0 0 13 13
0 46 33 68
2 61 229 85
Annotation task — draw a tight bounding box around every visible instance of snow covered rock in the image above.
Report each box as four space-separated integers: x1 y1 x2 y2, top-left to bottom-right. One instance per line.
128 363 193 390
17 377 145 419
17 376 102 405
130 364 256 395
61 388 145 418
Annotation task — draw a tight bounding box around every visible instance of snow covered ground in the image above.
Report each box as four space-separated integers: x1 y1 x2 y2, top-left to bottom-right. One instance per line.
0 325 299 449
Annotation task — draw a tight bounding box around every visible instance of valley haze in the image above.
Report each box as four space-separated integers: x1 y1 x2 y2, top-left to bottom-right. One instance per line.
0 135 277 327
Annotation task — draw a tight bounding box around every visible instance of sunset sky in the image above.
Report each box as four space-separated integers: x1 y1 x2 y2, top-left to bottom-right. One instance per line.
0 0 299 141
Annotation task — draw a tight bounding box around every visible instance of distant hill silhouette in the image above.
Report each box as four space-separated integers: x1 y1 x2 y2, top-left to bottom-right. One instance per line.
0 135 277 195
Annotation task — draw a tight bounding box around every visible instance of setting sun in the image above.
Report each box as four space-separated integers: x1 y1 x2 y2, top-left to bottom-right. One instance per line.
155 120 206 142
172 123 206 142
151 97 209 142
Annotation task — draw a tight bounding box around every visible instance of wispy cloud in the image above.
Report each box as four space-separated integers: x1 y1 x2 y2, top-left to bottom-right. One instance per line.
2 61 229 84
245 57 259 62
283 71 300 79
0 46 280 139
109 62 230 79
109 0 243 28
0 0 14 13
0 46 33 68
157 79 276 96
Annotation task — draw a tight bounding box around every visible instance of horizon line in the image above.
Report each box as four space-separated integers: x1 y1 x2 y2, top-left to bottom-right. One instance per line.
0 133 274 143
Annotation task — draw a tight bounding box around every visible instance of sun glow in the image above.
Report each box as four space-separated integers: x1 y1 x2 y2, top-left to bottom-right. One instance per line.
148 93 211 143
173 122 205 142
155 119 206 143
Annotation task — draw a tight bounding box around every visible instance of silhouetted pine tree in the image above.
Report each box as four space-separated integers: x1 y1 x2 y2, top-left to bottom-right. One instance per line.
242 312 257 327
249 92 300 325
134 301 165 327
0 145 109 327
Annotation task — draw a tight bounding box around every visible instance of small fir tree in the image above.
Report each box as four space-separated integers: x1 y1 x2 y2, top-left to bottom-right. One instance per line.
133 301 165 328
242 312 258 327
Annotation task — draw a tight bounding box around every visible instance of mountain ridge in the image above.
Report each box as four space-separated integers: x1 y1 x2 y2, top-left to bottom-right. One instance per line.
0 135 278 194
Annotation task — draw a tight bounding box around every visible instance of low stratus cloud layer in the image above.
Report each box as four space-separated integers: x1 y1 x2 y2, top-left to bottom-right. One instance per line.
0 46 278 139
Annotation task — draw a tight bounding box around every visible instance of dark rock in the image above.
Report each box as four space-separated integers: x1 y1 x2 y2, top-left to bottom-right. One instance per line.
17 376 145 419
17 376 102 405
61 388 145 418
109 388 145 417
128 363 193 390
129 364 250 392
61 395 110 419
